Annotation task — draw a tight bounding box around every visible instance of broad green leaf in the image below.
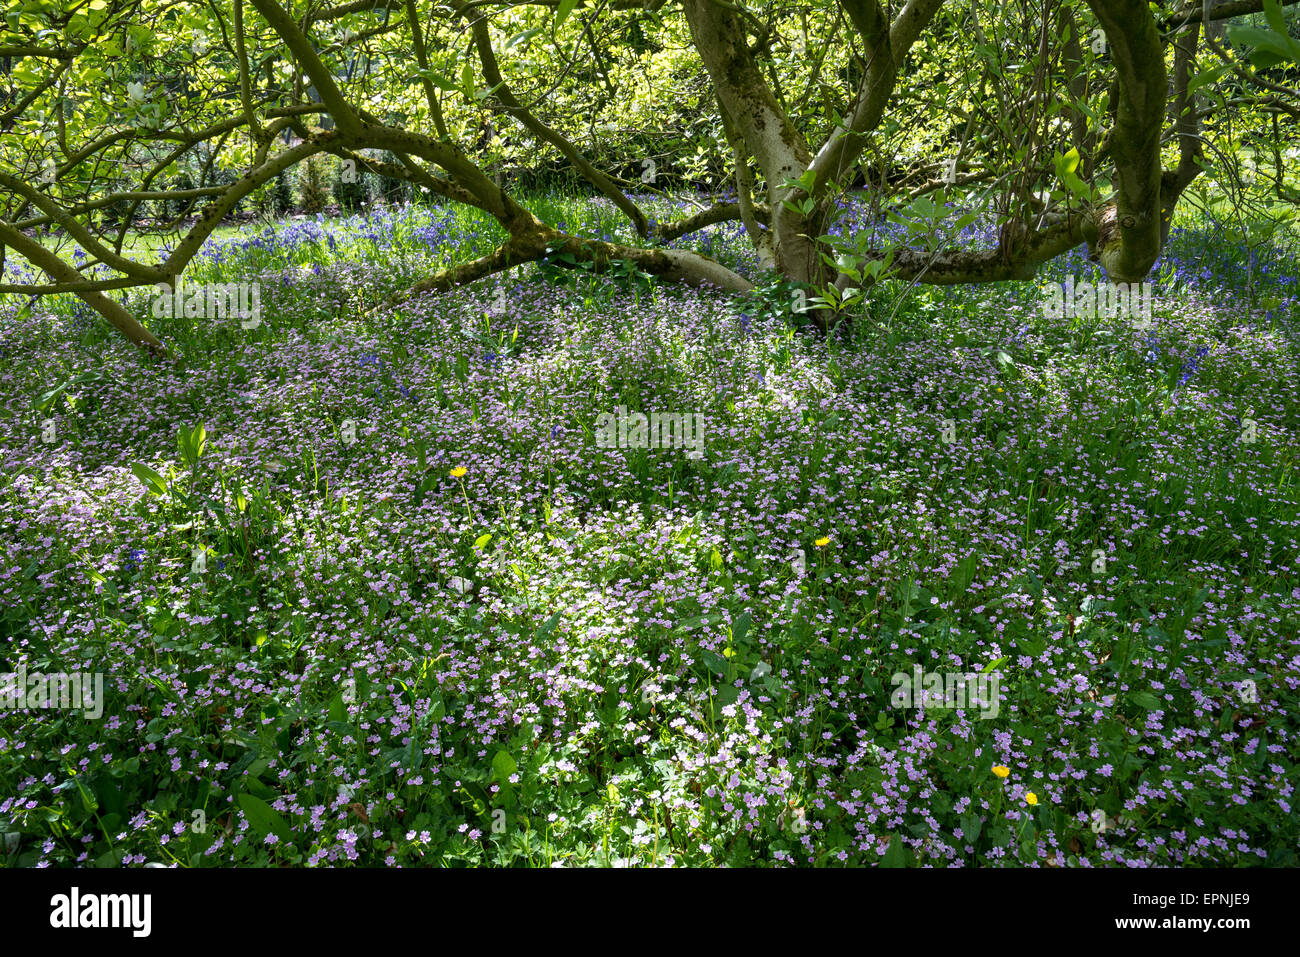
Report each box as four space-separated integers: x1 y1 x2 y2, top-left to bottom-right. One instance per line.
1228 25 1300 67
555 0 579 28
1055 147 1080 176
237 792 293 843
328 692 346 725
732 611 752 646
506 27 543 50
491 750 517 781
414 68 458 91
881 833 908 867
130 462 168 496
535 609 563 638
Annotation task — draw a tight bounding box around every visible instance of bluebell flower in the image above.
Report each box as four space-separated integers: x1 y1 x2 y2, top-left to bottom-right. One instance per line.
1178 345 1211 386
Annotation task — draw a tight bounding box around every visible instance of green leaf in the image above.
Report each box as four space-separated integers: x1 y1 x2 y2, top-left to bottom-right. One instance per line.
535 609 563 638
1129 691 1161 710
414 68 459 91
130 462 168 496
491 750 517 782
1055 147 1080 177
473 533 493 550
555 0 579 28
178 423 205 467
1227 23 1300 67
237 792 293 843
1051 148 1092 200
1264 0 1291 33
881 833 908 867
981 656 1008 676
506 26 543 50
699 650 729 678
713 683 741 709
78 551 106 585
1015 633 1045 658
1187 64 1229 95
328 692 346 725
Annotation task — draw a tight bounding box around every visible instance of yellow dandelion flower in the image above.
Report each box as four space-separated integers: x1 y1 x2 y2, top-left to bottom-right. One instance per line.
450 466 467 478
1026 792 1039 805
814 536 831 547
992 765 1010 778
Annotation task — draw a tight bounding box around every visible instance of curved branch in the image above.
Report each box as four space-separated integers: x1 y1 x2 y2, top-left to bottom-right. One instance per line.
455 0 649 235
654 202 769 241
250 0 363 137
0 221 166 354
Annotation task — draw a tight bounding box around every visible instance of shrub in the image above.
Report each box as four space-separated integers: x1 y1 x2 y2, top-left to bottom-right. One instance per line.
296 154 331 213
334 154 368 212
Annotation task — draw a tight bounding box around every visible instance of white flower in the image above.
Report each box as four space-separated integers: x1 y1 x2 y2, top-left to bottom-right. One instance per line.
448 576 474 595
